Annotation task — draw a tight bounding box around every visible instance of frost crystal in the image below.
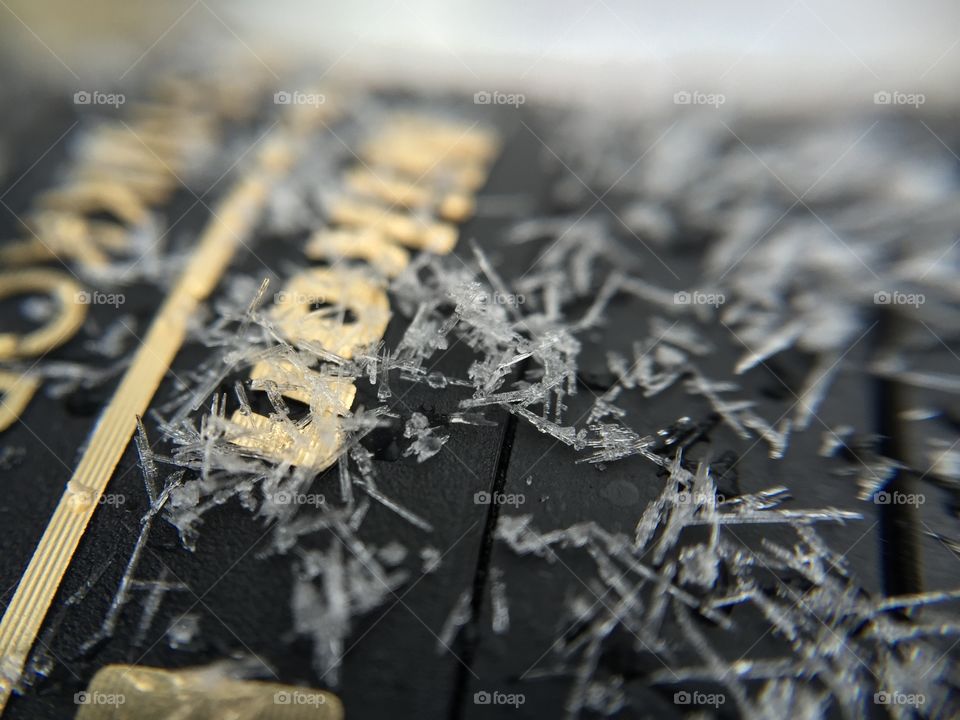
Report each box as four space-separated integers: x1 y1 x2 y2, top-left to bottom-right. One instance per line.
402 412 449 463
489 566 510 635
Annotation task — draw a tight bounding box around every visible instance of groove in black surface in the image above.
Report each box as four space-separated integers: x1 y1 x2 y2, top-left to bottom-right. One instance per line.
450 407 520 719
873 308 923 597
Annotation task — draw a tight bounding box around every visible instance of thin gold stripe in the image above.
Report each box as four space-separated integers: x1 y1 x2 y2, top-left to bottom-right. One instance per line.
0 511 82 646
0 172 274 713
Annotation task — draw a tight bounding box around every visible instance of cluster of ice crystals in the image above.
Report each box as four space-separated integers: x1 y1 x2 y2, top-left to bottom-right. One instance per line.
496 455 959 718
292 538 409 684
402 412 449 463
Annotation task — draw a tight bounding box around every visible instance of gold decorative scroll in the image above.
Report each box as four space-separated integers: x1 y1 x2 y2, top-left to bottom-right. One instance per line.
0 269 87 361
75 664 342 720
231 113 501 472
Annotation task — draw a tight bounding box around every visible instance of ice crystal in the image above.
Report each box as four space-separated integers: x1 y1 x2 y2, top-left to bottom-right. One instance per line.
291 539 408 684
167 614 201 650
402 412 449 463
489 566 510 635
496 467 958 718
436 588 473 654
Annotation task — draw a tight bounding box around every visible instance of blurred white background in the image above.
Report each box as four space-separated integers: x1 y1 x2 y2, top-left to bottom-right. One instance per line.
1 0 958 109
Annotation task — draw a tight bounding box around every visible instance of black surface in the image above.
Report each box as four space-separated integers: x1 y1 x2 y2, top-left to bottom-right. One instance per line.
1 97 958 720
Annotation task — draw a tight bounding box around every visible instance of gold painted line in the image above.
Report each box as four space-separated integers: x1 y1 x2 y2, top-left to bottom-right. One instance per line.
0 511 81 651
1 509 80 625
0 517 70 650
0 171 274 713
